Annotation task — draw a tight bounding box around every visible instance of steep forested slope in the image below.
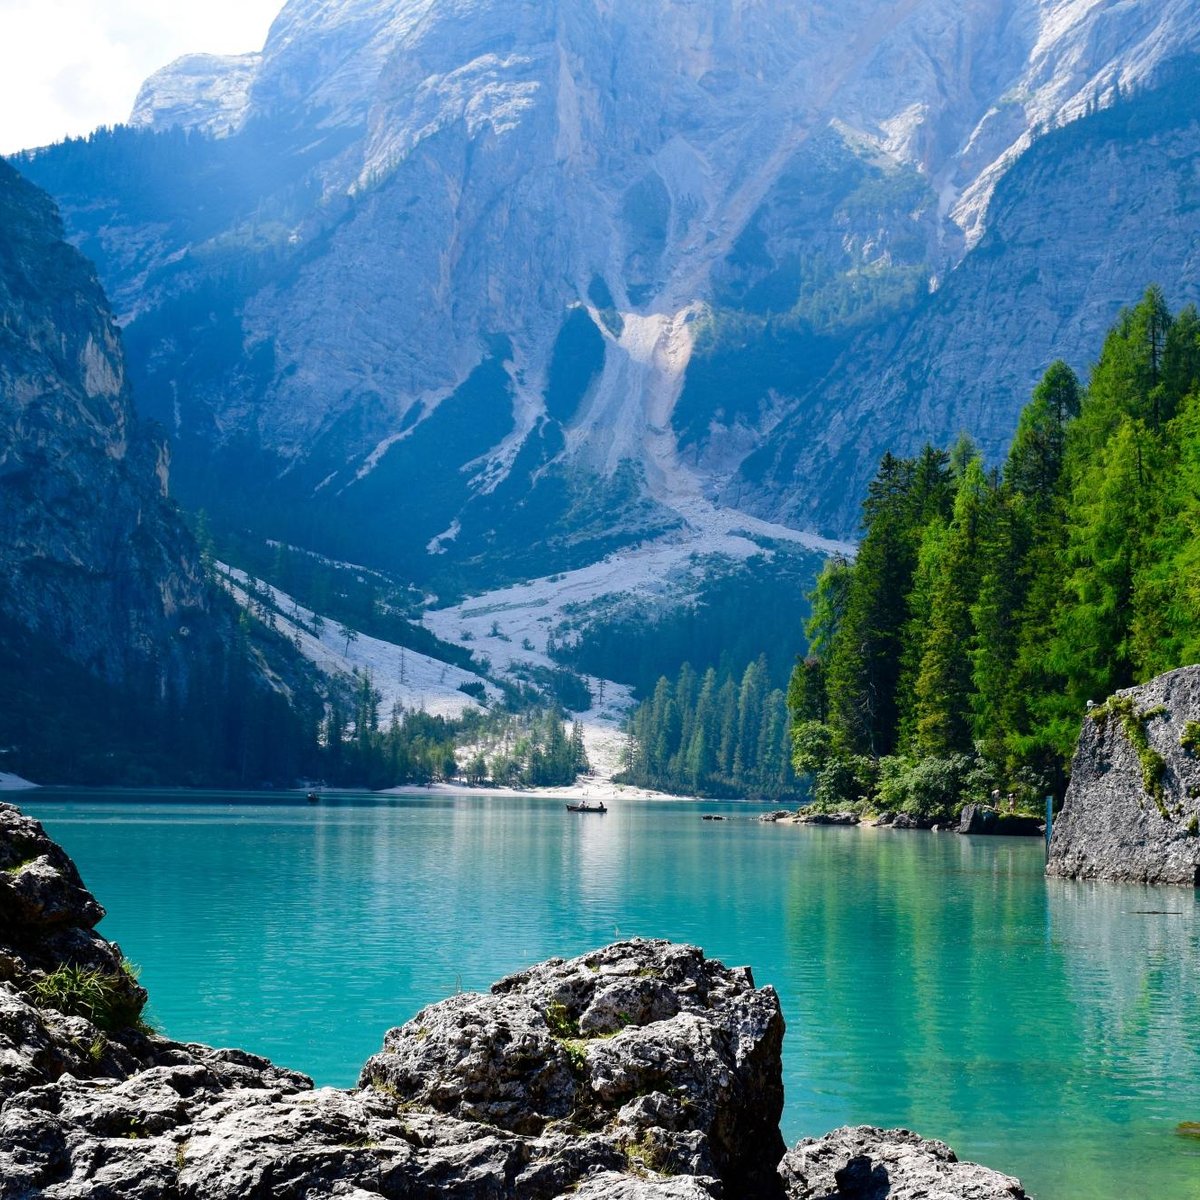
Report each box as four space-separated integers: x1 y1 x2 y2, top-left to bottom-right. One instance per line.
790 288 1200 817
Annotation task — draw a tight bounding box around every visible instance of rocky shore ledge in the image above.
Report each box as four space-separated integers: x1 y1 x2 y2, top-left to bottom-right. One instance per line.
0 803 1026 1198
760 807 1044 835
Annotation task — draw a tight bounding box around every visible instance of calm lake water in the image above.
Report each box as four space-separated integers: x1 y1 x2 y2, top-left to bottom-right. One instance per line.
21 791 1200 1199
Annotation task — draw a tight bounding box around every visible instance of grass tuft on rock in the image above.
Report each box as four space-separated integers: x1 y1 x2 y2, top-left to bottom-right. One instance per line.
1103 696 1170 819
623 1131 677 1177
559 1038 589 1077
544 1000 580 1038
31 961 147 1032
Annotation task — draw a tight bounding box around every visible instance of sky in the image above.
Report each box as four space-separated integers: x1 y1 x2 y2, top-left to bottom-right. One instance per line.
0 0 283 154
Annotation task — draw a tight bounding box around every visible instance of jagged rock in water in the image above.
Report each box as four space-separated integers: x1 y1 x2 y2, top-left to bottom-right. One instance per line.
957 806 1043 838
0 803 309 1113
890 814 933 831
958 805 1001 835
779 1126 1026 1199
0 805 144 1034
1047 666 1200 887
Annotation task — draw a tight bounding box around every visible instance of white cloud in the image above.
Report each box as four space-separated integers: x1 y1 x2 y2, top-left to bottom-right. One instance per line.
0 0 282 154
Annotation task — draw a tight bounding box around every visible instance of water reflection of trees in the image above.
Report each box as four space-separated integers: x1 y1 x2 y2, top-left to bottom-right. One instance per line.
782 831 1200 1197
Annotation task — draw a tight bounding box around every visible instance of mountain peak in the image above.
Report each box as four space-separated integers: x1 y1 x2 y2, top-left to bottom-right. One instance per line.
25 0 1200 593
130 52 263 137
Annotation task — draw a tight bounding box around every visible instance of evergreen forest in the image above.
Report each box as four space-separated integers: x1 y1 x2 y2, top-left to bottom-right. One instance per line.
324 670 589 793
618 657 796 800
787 286 1200 819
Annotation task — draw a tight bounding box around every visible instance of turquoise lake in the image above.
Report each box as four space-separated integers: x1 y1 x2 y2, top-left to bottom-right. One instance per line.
21 791 1200 1199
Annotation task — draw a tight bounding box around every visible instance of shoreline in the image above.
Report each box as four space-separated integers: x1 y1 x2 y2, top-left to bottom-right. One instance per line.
12 780 782 806
762 808 1047 838
377 779 727 803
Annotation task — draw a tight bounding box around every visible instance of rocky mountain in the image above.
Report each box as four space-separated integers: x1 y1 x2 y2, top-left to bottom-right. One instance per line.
0 159 322 785
14 0 1200 599
0 800 1028 1198
0 157 215 689
745 63 1200 533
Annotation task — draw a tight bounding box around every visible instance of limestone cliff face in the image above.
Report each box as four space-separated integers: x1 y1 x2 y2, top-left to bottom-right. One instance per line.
745 69 1200 534
1047 666 1200 887
17 0 1200 578
0 161 329 787
0 159 213 687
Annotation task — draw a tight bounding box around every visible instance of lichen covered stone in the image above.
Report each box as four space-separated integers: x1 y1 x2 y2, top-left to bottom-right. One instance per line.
1048 666 1200 886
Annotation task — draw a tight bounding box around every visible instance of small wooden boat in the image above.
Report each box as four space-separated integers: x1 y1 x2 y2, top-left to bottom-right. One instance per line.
566 801 607 813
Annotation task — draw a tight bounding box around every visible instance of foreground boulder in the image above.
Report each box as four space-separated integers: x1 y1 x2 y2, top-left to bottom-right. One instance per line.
1 933 781 1199
1048 666 1200 886
0 802 1025 1197
780 1126 1026 1199
361 940 785 1197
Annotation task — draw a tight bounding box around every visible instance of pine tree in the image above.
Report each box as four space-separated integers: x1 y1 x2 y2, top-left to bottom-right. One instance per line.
1051 419 1160 731
825 454 918 757
895 516 949 753
913 458 991 757
1005 361 1081 503
716 676 738 776
970 490 1031 766
735 657 769 785
570 720 589 774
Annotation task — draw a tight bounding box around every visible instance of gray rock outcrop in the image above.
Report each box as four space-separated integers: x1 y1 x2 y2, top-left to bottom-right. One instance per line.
779 1126 1026 1199
1047 666 1200 886
958 805 1001 836
891 814 933 831
958 806 1043 838
0 801 1026 1197
361 940 786 1197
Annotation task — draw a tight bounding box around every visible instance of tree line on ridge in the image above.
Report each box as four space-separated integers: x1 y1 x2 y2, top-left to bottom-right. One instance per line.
621 287 1200 815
